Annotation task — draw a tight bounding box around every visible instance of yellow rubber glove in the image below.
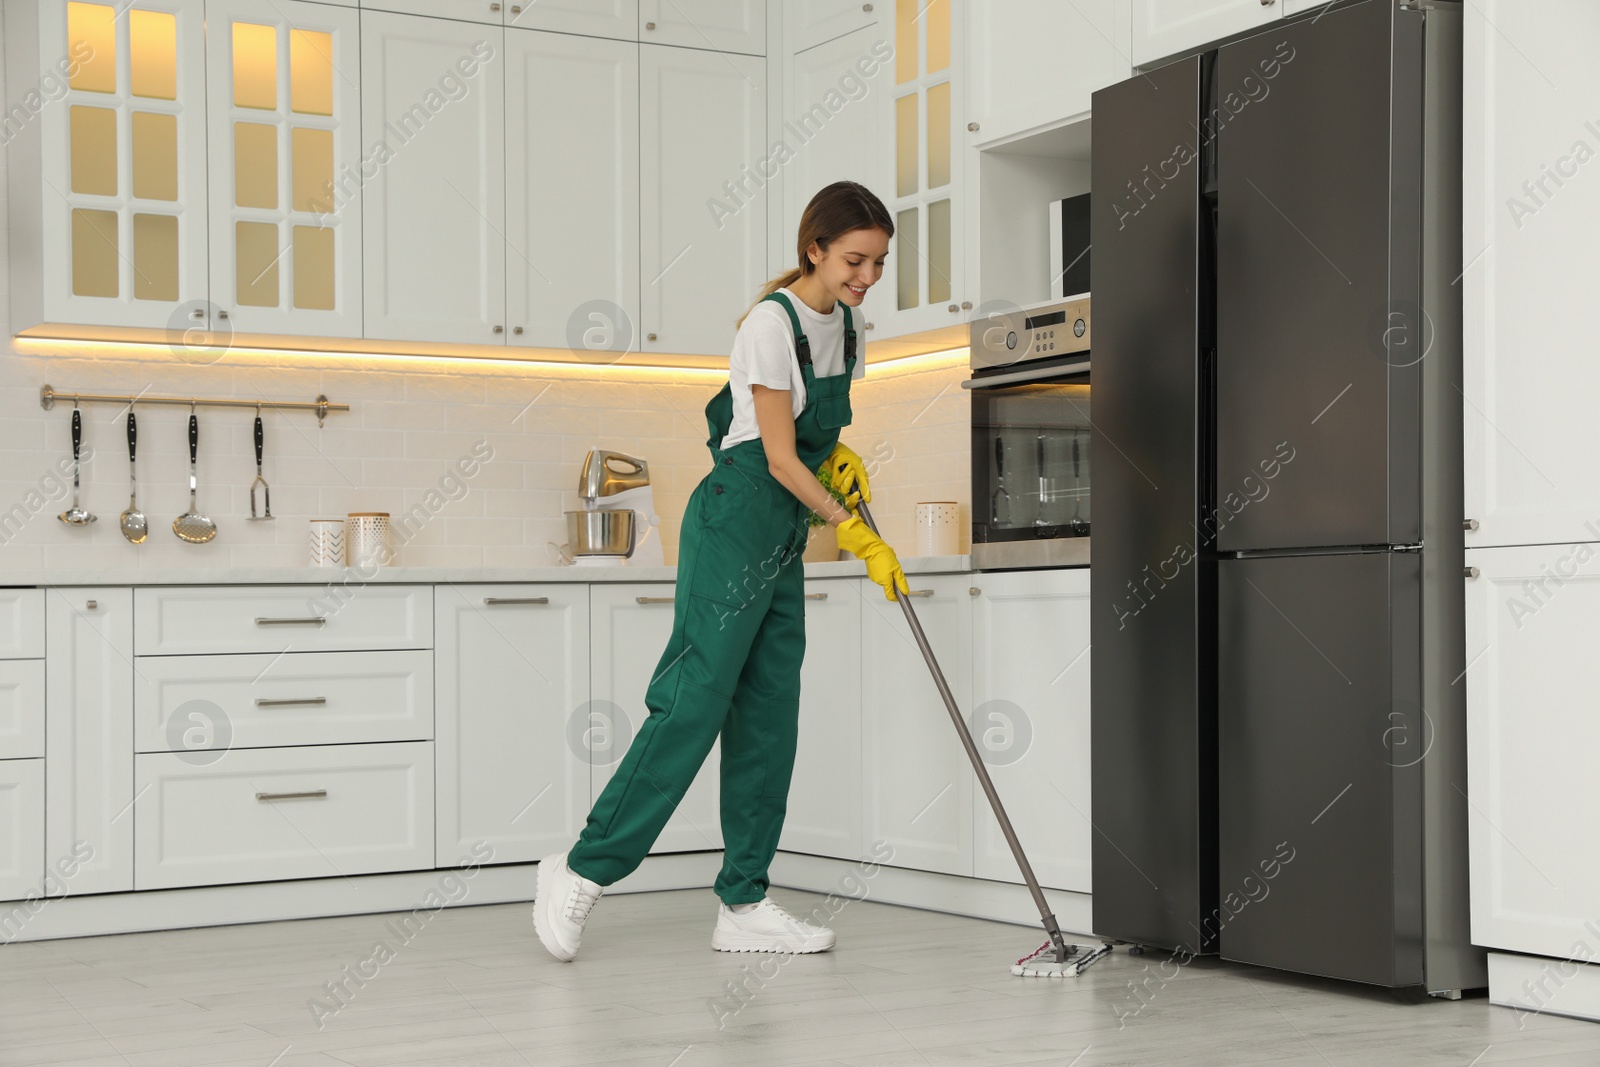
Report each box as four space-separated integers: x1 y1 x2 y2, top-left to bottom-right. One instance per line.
835 515 910 601
825 441 871 511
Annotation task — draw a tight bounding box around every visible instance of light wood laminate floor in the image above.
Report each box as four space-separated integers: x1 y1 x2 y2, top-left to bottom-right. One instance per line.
2 887 1597 1067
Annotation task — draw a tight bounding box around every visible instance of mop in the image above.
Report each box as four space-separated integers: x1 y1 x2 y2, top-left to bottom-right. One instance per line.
856 500 1115 978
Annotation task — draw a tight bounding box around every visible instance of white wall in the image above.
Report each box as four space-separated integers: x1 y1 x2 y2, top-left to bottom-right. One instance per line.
0 29 969 573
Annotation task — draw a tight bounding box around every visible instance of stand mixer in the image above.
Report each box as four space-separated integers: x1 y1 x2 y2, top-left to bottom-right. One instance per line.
558 449 664 567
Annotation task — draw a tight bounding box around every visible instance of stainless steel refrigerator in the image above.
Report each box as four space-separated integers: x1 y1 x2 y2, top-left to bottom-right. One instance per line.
1089 0 1485 991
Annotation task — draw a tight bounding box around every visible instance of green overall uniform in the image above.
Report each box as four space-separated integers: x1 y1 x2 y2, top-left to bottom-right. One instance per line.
566 293 856 904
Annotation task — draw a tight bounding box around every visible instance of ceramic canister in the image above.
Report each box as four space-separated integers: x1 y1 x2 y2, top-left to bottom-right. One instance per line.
915 501 961 557
347 512 392 569
309 519 346 567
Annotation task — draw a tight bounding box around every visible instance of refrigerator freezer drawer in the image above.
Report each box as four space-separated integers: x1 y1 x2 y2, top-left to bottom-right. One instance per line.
1218 552 1423 986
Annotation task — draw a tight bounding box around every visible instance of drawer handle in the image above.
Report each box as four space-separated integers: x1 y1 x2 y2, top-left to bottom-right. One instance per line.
805 592 828 600
256 789 328 801
255 697 327 708
636 596 675 604
255 616 327 626
484 597 550 605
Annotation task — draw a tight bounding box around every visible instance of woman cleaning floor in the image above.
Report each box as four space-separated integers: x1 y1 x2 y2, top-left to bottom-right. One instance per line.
532 180 910 962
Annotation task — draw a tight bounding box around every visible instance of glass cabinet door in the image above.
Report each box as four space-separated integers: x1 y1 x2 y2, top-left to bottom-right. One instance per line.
35 0 208 329
205 0 362 337
887 0 964 336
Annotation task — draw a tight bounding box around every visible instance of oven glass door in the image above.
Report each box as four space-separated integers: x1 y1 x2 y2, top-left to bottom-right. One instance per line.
970 376 1091 545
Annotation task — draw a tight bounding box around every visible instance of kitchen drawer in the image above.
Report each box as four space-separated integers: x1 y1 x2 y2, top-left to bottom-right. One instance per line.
0 590 44 660
134 586 432 656
133 741 434 889
0 759 43 902
0 661 45 760
134 651 432 754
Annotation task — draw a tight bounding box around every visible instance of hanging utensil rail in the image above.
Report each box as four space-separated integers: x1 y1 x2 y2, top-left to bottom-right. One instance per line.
39 385 350 427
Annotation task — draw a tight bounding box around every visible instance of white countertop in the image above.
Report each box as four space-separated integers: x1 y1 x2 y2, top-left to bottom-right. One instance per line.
0 554 975 587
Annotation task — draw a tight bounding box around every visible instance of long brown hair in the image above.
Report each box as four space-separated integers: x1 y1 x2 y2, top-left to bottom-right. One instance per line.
735 180 894 329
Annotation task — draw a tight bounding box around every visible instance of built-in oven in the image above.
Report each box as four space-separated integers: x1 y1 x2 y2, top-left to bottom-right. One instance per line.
965 295 1091 570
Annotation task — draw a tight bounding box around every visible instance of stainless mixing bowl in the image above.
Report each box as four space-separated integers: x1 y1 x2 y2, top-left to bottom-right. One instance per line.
566 509 636 557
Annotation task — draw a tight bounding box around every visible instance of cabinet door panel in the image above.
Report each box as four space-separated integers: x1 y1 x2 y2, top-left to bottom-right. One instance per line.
505 29 638 351
361 13 505 344
435 585 589 866
45 588 134 895
1131 0 1279 66
778 578 863 860
508 0 637 39
206 0 363 336
640 0 763 55
967 0 1126 145
360 0 503 24
639 45 765 357
971 570 1091 893
1463 2 1600 548
861 573 972 876
1466 545 1600 959
786 0 876 54
589 584 721 854
0 761 44 903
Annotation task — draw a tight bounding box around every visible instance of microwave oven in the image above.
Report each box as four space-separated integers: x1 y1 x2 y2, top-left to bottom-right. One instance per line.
964 295 1091 570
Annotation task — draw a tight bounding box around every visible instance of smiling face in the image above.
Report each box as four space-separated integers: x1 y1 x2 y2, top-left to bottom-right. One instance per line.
806 226 890 307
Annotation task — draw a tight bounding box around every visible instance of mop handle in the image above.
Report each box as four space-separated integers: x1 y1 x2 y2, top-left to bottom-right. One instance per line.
855 501 1065 948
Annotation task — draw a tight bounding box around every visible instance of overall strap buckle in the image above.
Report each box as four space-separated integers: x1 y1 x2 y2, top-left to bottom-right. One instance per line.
842 303 856 364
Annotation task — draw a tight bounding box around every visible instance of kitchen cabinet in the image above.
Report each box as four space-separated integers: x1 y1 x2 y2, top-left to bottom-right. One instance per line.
970 568 1091 893
434 584 590 867
0 760 45 902
3 0 210 332
505 26 639 352
506 0 639 40
0 590 46 660
45 588 134 896
639 44 766 358
204 0 363 337
134 741 434 889
781 20 893 339
640 0 764 56
360 12 506 345
778 577 864 860
965 0 1129 147
1464 545 1600 961
861 572 973 876
785 0 879 55
132 584 431 655
1130 0 1281 67
0 662 47 761
879 0 967 339
1462 1 1600 550
588 583 722 852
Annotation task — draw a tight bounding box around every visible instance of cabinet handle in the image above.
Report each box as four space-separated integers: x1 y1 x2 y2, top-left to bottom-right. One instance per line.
255 697 327 707
805 592 828 600
511 4 521 11
904 588 933 597
1463 518 1479 531
190 309 204 320
484 596 549 605
256 789 328 801
961 301 973 310
255 616 327 626
863 3 873 10
84 599 98 610
967 121 979 132
969 586 981 596
948 304 959 313
493 325 504 334
647 332 658 341
1261 0 1276 5
1464 566 1481 579
490 2 501 10
636 595 674 604
645 20 656 30
513 326 523 335
865 321 875 330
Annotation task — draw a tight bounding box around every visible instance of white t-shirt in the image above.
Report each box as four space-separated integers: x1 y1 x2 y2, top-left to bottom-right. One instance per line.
719 286 866 450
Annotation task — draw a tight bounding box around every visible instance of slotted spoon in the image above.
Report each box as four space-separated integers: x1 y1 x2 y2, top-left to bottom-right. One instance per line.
173 406 217 543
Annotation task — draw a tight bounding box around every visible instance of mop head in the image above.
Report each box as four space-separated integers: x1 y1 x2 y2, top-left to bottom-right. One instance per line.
1012 939 1112 978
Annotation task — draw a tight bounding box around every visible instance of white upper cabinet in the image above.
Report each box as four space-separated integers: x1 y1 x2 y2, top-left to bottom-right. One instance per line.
782 21 894 337
881 0 966 337
360 12 506 344
785 0 879 54
507 0 638 40
640 0 764 55
4 0 209 332
639 43 766 357
1463 2 1600 549
505 27 639 352
967 0 1129 146
1131 0 1281 67
205 0 363 336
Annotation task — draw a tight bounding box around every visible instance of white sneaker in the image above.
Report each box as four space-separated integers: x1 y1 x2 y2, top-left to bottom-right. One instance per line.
711 897 836 954
532 850 603 962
